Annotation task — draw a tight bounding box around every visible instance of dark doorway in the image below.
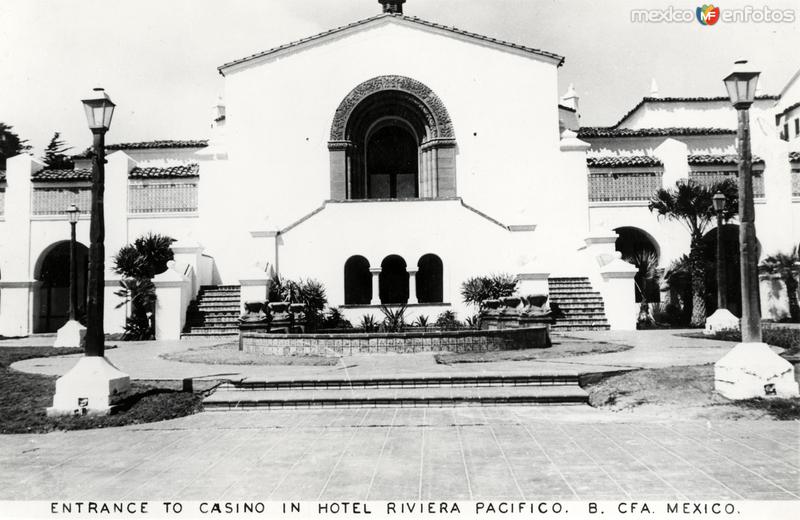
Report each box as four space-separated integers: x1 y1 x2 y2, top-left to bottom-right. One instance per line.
702 224 743 317
35 241 89 332
417 254 443 303
344 255 372 304
380 255 409 304
614 226 660 303
367 125 418 199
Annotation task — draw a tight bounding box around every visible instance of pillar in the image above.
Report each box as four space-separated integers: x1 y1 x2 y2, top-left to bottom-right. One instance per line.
152 261 191 340
408 268 418 304
370 267 381 305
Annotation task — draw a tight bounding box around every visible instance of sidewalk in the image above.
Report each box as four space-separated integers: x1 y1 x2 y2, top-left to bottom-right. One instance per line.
6 329 745 382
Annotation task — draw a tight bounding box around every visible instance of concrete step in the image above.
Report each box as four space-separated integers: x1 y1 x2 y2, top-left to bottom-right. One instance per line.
222 374 581 391
203 385 589 410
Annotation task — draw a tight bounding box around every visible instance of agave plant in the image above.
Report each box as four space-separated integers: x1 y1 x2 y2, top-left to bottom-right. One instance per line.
359 314 378 332
465 315 480 329
380 304 407 332
413 314 430 330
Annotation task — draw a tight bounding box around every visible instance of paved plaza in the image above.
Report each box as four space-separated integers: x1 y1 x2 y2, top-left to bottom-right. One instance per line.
0 407 797 500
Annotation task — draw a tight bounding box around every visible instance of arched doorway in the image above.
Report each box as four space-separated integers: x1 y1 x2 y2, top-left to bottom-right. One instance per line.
416 254 443 303
702 224 745 317
344 255 371 304
380 255 408 304
328 75 457 201
614 227 660 302
34 241 89 333
366 123 419 198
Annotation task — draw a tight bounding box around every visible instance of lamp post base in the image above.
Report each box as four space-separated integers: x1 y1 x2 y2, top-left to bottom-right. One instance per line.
47 356 130 416
703 308 740 336
714 342 799 400
53 320 87 348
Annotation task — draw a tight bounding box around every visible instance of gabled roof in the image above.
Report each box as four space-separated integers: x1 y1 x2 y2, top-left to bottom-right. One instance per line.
218 13 564 75
614 95 780 127
578 127 735 138
587 155 662 168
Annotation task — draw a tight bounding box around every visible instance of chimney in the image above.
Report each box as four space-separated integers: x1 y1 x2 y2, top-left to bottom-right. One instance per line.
379 0 405 14
560 83 580 114
650 78 660 98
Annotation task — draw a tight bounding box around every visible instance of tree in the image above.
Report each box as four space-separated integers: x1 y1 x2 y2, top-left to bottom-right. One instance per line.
42 132 74 169
759 245 800 322
113 233 176 340
0 123 32 170
622 249 659 327
648 178 738 327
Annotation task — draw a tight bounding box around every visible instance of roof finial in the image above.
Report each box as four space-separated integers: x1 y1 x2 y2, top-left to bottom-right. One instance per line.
650 78 659 98
379 0 405 14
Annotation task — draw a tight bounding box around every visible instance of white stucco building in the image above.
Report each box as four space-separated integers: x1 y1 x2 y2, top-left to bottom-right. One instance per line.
1 0 798 339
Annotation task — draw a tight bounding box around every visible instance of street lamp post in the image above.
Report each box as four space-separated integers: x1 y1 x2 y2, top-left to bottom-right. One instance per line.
67 204 80 322
48 88 130 415
712 192 727 312
713 60 799 399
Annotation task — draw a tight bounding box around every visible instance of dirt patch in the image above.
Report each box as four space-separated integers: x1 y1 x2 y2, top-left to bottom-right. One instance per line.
161 343 340 366
434 337 633 365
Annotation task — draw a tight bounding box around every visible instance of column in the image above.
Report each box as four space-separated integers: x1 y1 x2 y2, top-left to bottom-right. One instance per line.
407 268 418 304
369 267 381 305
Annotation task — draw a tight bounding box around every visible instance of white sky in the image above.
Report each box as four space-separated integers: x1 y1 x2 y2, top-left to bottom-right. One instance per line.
1 0 798 156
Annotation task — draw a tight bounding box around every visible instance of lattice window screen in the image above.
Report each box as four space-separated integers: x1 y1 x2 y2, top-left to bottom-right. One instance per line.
128 181 198 214
31 187 92 215
689 170 765 198
588 171 663 201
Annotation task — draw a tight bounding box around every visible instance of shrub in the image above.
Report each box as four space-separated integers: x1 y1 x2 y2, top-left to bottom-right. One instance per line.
435 310 463 330
269 275 328 330
461 273 517 308
713 327 800 356
380 304 407 332
359 314 378 332
113 233 176 340
465 315 480 329
321 308 352 329
413 315 430 330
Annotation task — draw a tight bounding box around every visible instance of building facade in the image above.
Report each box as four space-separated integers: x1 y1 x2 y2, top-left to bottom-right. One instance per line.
1 1 798 338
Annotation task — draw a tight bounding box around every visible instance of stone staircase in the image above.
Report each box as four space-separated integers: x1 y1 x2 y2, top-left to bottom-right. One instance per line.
548 277 610 331
183 285 241 337
204 374 588 410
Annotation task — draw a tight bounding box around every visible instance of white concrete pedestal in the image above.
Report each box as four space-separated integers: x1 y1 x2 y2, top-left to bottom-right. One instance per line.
703 309 740 336
714 342 799 400
47 356 131 416
53 320 86 348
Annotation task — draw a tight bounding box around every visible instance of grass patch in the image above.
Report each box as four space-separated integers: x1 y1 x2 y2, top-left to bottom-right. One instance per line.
434 337 632 365
1 347 204 434
585 363 800 420
161 343 340 366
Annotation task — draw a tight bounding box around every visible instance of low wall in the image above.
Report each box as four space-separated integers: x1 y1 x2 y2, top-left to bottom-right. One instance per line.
241 326 549 357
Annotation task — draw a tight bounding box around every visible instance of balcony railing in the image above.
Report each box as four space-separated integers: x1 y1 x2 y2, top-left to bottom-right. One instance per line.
689 169 765 198
128 181 198 214
31 186 91 216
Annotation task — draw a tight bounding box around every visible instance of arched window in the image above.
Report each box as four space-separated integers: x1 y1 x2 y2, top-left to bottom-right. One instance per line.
380 255 408 304
344 255 371 304
367 124 419 199
416 254 443 303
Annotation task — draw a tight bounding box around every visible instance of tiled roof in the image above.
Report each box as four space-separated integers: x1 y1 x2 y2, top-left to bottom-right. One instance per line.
790 151 800 162
129 163 199 178
587 155 662 168
32 163 199 182
578 127 735 138
218 13 564 74
106 140 208 150
32 168 91 182
688 154 764 165
615 95 779 127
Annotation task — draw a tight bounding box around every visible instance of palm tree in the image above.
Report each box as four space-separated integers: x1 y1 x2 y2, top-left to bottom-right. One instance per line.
622 249 659 327
649 179 738 327
759 245 800 322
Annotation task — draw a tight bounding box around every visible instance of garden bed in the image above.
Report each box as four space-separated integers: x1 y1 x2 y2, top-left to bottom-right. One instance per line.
434 336 632 364
0 347 204 434
585 363 800 420
161 343 339 366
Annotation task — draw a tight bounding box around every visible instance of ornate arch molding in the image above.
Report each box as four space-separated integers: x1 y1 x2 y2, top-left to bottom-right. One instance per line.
329 75 455 142
328 75 457 201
